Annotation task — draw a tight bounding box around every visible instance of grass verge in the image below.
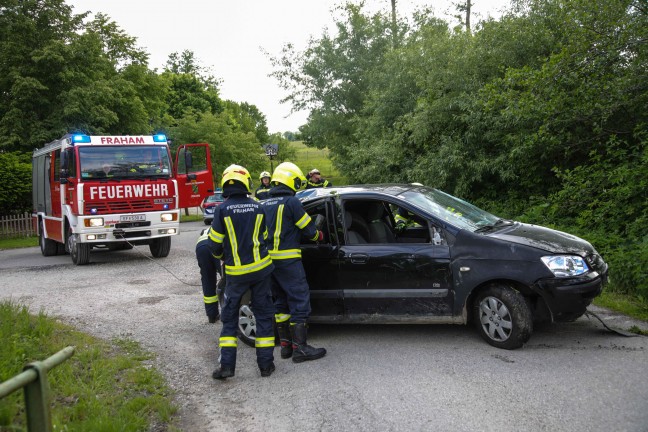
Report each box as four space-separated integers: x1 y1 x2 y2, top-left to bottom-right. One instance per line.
0 301 177 431
593 290 648 323
288 141 348 186
0 236 38 250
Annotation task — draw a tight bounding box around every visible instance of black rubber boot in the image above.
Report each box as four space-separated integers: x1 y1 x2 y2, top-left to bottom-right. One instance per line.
276 321 293 359
259 362 276 377
291 323 326 363
212 366 235 380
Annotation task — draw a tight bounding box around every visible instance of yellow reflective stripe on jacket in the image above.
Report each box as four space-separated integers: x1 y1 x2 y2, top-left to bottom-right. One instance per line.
295 212 312 229
273 204 285 252
197 229 209 244
395 214 407 223
204 295 218 304
255 337 275 348
224 255 272 276
223 216 241 267
310 230 319 241
219 336 237 348
252 213 263 263
275 313 291 323
268 249 301 260
209 227 225 243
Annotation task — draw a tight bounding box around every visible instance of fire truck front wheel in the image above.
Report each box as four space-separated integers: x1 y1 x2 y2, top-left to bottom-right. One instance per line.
39 221 58 257
149 237 171 258
67 232 90 265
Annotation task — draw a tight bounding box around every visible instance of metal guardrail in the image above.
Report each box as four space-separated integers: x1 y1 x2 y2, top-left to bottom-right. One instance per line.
0 346 75 432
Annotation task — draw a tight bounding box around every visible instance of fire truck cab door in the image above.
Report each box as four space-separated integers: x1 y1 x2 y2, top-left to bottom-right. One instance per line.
175 143 214 209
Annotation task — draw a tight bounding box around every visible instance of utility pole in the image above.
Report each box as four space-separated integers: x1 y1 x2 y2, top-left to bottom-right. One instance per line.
391 0 398 47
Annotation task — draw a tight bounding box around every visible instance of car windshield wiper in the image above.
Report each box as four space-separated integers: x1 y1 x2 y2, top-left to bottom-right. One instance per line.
474 219 514 233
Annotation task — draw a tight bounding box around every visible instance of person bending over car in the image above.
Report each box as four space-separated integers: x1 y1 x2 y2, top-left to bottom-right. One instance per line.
195 228 221 323
263 162 327 363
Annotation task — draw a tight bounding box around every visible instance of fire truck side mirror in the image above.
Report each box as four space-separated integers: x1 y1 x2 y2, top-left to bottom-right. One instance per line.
185 151 193 170
60 151 69 184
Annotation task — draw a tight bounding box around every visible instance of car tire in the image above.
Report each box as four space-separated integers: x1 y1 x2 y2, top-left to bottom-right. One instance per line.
149 237 171 258
204 219 211 225
39 221 58 257
473 284 532 350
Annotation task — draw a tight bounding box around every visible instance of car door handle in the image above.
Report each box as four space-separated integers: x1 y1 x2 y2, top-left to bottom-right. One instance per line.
349 253 369 264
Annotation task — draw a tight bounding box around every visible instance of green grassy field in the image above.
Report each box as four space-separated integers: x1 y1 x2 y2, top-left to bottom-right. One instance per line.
288 141 348 186
0 301 177 431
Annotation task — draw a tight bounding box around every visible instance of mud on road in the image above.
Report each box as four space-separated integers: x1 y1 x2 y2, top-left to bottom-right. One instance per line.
1 222 647 431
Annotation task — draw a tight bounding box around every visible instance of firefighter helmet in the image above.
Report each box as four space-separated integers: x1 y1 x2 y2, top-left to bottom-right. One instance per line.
259 171 271 180
221 164 252 193
272 162 306 192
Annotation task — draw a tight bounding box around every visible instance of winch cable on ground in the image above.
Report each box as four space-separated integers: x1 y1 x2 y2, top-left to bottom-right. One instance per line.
584 309 641 337
115 234 217 287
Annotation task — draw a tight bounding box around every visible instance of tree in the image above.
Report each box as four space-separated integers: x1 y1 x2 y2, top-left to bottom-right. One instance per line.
0 152 32 214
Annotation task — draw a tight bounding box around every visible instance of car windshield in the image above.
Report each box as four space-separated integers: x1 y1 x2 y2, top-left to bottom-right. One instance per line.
206 193 223 203
78 145 171 180
400 188 502 232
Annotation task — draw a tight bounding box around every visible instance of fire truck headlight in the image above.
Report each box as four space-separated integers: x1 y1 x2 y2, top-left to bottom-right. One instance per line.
161 213 176 222
85 217 104 227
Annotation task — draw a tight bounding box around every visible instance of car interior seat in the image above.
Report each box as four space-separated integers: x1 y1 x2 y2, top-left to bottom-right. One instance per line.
344 211 368 244
348 211 370 242
367 202 396 243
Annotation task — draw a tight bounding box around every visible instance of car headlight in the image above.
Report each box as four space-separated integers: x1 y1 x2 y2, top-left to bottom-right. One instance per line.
541 255 589 277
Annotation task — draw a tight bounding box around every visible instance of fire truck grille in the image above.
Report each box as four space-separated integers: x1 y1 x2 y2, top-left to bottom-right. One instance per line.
85 200 156 214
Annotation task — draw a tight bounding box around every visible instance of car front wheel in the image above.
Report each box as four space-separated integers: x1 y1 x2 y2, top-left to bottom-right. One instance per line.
474 284 532 350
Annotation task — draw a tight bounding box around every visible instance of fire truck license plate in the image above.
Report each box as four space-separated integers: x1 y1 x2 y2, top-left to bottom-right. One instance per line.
120 214 146 222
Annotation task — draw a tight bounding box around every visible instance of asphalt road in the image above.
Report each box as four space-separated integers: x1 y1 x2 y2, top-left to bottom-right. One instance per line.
1 221 647 431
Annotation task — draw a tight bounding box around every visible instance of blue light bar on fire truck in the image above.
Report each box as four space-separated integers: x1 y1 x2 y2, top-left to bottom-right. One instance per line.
71 134 91 143
153 134 167 143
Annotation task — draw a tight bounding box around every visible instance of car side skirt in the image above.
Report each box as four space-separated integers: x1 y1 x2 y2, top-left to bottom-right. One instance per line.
309 315 464 324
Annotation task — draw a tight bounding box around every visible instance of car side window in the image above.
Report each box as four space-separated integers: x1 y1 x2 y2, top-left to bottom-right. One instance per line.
303 201 332 244
336 198 448 246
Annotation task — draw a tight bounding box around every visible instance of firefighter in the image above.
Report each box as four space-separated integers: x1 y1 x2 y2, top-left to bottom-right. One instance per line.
209 164 276 379
195 228 221 323
263 162 327 363
305 168 332 189
395 183 425 230
255 171 272 200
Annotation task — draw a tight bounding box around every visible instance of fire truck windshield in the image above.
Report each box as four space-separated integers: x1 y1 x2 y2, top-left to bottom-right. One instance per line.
78 146 171 180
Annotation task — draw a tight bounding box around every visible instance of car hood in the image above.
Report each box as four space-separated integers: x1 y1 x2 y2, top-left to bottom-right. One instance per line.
488 222 595 255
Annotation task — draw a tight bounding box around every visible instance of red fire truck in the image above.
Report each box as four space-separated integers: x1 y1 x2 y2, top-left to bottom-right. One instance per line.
32 133 213 265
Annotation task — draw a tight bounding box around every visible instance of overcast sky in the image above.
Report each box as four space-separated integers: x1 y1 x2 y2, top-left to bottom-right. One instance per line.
66 0 510 134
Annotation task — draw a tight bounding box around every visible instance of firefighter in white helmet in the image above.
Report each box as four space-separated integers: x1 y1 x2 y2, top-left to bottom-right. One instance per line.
255 171 272 200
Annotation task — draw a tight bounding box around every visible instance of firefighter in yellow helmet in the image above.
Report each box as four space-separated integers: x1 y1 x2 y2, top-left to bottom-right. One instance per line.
208 164 276 379
262 162 327 363
255 171 272 200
